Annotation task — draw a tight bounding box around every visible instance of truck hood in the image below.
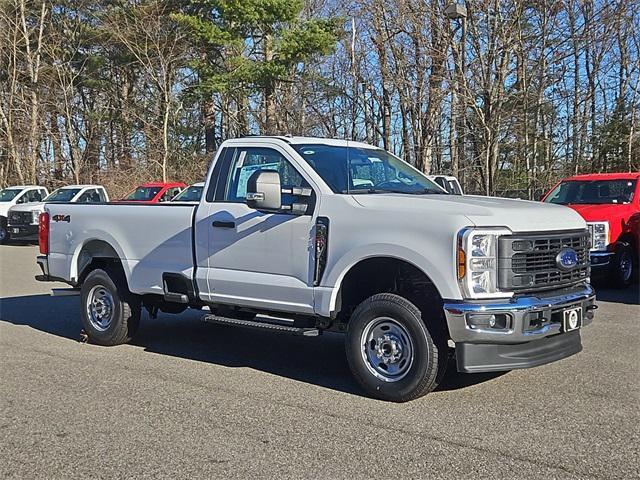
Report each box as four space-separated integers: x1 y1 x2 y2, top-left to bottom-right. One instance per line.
8 202 45 214
0 203 13 217
352 194 586 233
565 203 633 222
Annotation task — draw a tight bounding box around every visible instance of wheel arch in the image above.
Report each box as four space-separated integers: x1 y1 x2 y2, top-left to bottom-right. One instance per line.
328 255 450 340
323 244 453 314
617 232 638 256
73 238 129 289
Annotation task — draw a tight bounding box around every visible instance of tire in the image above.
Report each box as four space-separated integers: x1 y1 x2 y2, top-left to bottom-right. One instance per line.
345 293 440 402
609 243 635 288
80 268 141 346
0 217 9 244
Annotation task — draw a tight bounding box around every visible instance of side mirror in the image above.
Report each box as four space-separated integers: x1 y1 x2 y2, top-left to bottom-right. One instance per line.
246 170 281 211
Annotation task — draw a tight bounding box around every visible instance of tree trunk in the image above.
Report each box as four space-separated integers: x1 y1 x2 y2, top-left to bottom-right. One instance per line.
203 96 216 153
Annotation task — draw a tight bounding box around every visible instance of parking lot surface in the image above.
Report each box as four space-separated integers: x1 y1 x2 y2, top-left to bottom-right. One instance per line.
1 244 638 479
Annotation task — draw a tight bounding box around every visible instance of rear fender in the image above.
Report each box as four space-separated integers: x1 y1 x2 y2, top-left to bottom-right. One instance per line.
71 236 129 285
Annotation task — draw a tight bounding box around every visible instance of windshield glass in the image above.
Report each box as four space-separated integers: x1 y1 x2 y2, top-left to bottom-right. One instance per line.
44 188 81 202
544 179 637 205
126 186 162 201
0 188 22 202
172 185 203 202
293 144 445 194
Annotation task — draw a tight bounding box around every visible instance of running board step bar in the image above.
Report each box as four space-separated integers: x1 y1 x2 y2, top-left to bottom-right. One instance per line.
202 314 320 336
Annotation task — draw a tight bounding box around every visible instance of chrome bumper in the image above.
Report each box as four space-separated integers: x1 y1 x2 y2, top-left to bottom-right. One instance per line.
443 283 596 344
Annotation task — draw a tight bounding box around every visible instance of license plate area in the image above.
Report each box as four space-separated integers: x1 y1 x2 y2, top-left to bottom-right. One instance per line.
562 306 582 332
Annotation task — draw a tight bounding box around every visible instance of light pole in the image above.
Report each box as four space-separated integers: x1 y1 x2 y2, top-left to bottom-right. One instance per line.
445 3 467 189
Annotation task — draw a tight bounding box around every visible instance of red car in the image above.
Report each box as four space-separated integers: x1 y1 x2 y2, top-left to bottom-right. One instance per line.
543 172 640 287
121 182 187 203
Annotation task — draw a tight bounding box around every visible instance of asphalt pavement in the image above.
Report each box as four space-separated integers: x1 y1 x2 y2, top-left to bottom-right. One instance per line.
1 244 638 479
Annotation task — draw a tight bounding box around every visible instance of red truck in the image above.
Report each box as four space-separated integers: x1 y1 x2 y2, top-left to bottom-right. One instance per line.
121 181 187 203
543 172 640 288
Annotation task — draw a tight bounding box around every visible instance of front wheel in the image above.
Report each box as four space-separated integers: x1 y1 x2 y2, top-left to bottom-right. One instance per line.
610 243 635 288
80 268 141 345
345 293 440 402
0 218 9 244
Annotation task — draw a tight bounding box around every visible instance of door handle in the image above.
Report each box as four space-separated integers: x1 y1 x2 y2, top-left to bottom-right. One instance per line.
212 220 235 229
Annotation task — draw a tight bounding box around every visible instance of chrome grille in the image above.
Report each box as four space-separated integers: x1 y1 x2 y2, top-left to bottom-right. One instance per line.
499 230 590 292
8 211 32 226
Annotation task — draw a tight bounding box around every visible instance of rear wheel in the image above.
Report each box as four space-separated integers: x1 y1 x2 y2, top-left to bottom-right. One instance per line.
345 293 440 402
80 268 141 345
610 243 635 288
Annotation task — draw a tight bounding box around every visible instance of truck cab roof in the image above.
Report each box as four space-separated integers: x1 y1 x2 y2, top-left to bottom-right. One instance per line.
139 181 187 187
565 172 640 182
224 136 378 150
5 185 45 190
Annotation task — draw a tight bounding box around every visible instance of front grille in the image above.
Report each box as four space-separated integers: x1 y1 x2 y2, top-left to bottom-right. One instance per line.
8 211 32 226
499 230 590 292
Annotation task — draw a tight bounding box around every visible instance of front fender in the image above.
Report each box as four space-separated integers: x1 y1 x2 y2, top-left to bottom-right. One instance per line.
318 243 459 316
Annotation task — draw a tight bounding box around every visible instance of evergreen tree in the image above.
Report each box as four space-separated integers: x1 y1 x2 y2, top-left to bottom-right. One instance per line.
172 0 342 142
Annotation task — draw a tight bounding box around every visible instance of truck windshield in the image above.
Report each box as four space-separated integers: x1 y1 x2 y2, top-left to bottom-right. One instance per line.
172 185 203 202
544 179 637 205
0 188 22 202
293 144 445 195
126 186 162 201
44 188 81 202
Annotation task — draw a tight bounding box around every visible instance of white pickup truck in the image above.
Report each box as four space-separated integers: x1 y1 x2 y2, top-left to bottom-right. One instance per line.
0 185 49 243
36 136 597 402
8 185 109 241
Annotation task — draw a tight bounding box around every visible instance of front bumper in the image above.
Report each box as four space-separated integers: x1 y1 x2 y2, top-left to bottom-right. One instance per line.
589 252 613 272
443 283 596 373
7 223 38 239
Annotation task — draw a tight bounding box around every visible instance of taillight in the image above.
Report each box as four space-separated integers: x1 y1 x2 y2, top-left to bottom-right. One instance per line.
39 212 49 254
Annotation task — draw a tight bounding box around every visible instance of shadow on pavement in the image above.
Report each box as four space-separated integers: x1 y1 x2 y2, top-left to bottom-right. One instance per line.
1 294 507 397
4 240 38 246
594 286 640 305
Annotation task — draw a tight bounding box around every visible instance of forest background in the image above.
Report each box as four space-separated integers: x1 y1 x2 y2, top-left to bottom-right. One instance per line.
1 0 638 198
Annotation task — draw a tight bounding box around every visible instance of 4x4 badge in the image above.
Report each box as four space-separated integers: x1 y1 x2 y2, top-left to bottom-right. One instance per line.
52 214 71 223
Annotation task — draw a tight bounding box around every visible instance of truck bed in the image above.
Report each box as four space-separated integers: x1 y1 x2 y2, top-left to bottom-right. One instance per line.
46 202 197 295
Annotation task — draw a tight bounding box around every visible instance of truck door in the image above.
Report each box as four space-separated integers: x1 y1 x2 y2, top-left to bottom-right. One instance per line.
198 144 316 314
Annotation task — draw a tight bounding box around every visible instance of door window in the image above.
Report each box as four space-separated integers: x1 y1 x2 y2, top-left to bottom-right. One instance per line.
220 148 308 205
78 189 97 203
159 187 181 202
24 189 43 202
97 189 107 202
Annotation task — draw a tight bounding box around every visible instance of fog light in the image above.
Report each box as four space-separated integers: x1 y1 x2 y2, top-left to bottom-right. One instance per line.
467 313 510 330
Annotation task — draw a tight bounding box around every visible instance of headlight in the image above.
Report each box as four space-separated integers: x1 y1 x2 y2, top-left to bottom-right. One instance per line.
32 210 43 224
457 227 512 299
588 221 609 251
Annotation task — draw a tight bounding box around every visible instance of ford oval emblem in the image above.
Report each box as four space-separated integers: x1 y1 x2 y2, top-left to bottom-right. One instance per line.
556 248 578 271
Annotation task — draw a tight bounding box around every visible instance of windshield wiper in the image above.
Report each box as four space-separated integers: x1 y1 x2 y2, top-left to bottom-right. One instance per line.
343 189 404 194
345 188 448 195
